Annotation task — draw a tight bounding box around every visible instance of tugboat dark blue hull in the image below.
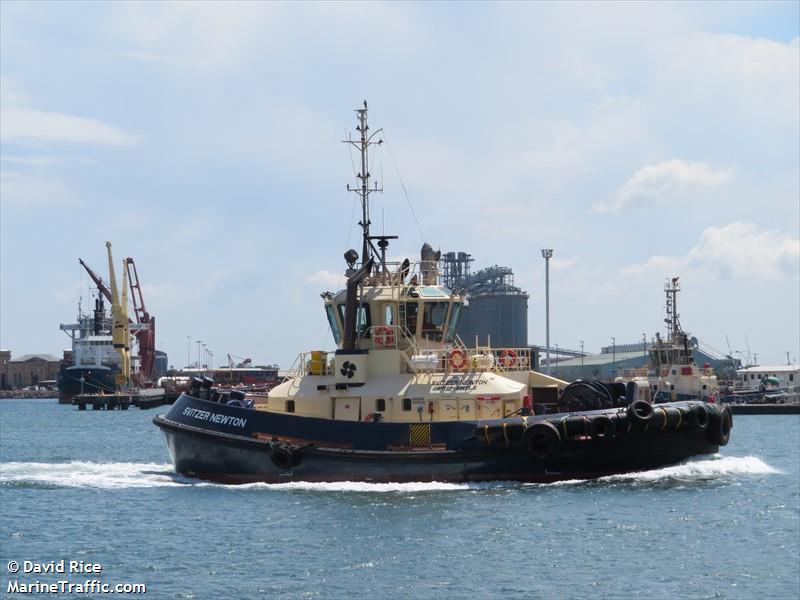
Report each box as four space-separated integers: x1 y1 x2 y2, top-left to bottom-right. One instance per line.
154 393 732 484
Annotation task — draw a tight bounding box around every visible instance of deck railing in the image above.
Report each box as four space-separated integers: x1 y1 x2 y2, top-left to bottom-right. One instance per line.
286 324 532 378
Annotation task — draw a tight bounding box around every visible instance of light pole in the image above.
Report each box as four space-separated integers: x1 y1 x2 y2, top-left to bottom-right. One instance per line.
580 340 584 379
541 249 553 375
196 340 202 371
611 336 616 381
186 336 191 370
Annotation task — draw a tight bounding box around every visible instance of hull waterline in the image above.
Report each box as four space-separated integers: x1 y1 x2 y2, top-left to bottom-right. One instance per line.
154 393 727 484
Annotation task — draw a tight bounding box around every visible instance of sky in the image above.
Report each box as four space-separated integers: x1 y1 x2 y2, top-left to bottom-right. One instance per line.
1 1 798 371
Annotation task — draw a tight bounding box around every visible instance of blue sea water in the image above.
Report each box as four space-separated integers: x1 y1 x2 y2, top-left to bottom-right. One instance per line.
0 399 798 600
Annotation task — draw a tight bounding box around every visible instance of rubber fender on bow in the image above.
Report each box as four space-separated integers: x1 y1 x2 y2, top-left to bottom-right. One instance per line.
270 445 302 470
684 404 709 431
627 399 654 424
653 405 682 431
707 406 733 446
523 421 561 460
590 415 616 440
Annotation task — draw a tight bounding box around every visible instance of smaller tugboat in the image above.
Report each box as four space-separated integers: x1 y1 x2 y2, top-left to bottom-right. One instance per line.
555 278 719 414
154 103 732 484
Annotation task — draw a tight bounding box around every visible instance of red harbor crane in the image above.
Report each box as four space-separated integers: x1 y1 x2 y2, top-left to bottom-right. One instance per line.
125 257 156 379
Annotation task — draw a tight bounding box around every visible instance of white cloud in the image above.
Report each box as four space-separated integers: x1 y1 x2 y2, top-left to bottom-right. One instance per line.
1 108 137 146
551 257 577 272
52 281 82 304
0 155 62 167
657 32 800 127
688 222 800 280
622 222 799 281
140 283 182 304
305 270 343 288
0 171 72 207
620 255 685 279
108 2 430 72
593 159 734 213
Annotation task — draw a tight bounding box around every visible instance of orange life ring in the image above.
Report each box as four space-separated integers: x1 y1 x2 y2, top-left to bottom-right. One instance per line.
374 326 395 347
499 349 518 368
449 349 467 371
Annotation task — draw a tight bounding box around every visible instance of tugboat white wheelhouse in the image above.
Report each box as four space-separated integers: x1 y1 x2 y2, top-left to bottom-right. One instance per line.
153 103 731 484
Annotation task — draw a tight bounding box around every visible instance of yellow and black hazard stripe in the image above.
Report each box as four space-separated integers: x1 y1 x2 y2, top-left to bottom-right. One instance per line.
409 423 431 447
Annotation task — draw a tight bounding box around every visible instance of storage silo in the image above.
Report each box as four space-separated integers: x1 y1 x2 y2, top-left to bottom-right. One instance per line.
442 253 529 348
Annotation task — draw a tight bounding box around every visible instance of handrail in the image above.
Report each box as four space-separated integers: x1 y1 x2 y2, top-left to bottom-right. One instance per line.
289 329 533 378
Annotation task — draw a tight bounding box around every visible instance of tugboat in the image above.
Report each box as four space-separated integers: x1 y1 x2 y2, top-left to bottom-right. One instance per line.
154 103 732 483
557 277 720 413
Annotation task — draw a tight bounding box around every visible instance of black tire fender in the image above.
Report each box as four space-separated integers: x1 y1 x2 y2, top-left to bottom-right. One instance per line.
707 406 733 446
590 415 616 440
627 399 654 425
523 421 561 460
271 446 296 470
685 404 709 431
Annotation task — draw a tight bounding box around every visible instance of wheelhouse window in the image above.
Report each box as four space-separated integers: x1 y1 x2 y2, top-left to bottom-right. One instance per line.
384 304 395 326
422 302 448 342
401 302 418 336
337 302 372 338
356 304 371 338
325 304 342 345
445 302 461 342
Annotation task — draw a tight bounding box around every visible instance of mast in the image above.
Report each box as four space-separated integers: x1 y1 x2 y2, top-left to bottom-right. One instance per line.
664 277 681 343
344 101 383 267
663 276 690 365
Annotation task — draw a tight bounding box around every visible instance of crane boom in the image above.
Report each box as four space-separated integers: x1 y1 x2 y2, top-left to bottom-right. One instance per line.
79 259 112 304
106 241 130 385
125 258 150 324
125 257 156 379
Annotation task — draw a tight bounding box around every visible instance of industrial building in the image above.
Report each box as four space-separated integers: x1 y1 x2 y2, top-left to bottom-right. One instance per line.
0 351 62 389
441 251 529 349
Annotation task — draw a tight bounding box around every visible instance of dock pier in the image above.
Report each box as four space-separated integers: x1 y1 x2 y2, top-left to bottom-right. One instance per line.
72 388 176 410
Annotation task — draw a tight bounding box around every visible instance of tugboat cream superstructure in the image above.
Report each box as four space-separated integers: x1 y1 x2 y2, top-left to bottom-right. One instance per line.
154 103 732 483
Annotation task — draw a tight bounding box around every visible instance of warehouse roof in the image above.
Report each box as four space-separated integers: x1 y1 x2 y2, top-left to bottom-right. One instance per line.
9 353 61 363
554 350 647 367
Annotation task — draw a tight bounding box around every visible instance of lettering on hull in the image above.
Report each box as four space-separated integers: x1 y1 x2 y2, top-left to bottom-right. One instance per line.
182 407 248 428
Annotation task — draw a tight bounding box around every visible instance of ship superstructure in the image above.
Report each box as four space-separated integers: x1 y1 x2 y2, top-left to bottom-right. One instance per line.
58 294 120 402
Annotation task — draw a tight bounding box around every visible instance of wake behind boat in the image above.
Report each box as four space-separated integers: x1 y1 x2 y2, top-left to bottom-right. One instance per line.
154 103 732 484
